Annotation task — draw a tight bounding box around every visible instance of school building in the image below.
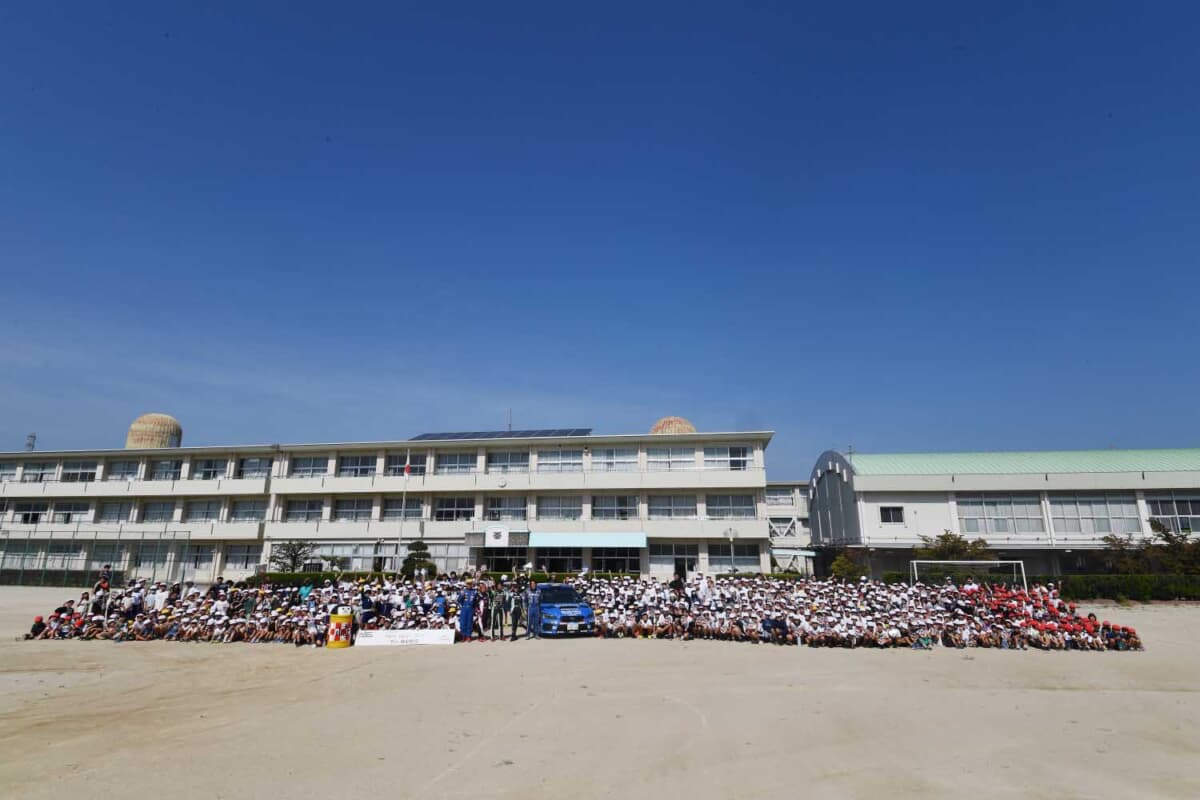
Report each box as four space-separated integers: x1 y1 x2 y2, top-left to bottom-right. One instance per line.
807 448 1200 575
0 414 815 584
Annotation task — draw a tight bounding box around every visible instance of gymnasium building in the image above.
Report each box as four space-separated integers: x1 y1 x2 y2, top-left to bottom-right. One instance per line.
808 448 1200 575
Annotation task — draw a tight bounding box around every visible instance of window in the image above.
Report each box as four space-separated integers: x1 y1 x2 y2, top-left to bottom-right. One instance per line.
956 494 1045 538
591 547 641 573
285 499 324 522
225 544 263 570
1053 493 1142 537
1146 492 1200 534
487 451 529 474
150 460 183 481
185 500 221 522
592 495 638 520
648 495 697 519
0 538 34 568
52 502 90 523
385 453 427 476
704 446 751 471
647 448 695 471
337 455 376 478
486 496 528 521
382 497 422 520
880 506 904 524
290 456 329 477
237 457 272 478
435 496 475 521
537 450 582 473
766 487 795 506
708 543 760 571
98 502 134 523
105 461 140 481
46 541 83 569
61 461 97 482
648 543 698 571
0 462 17 482
89 542 120 570
706 494 756 519
141 501 176 523
591 448 637 472
769 517 797 537
229 499 267 522
536 547 582 573
21 462 56 482
538 496 582 520
192 459 227 480
333 498 374 521
132 541 171 568
435 452 476 475
478 546 529 573
14 502 49 524
182 544 214 570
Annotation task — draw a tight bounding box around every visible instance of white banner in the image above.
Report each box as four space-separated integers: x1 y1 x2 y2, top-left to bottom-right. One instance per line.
484 525 510 548
354 629 455 647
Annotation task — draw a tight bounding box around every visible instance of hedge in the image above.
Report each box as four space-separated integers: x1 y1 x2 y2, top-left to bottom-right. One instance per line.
1052 574 1200 601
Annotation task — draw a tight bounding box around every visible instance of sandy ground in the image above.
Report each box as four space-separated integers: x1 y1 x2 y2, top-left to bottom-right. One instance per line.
0 587 1197 800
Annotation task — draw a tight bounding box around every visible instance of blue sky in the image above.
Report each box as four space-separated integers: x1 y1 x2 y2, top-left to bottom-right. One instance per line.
2 2 1198 477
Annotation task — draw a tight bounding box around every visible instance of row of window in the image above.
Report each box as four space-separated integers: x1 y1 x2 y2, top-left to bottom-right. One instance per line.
0 446 755 483
297 494 758 522
0 541 263 571
1 499 269 525
877 492 1156 536
296 447 753 476
2 493 762 524
0 458 274 483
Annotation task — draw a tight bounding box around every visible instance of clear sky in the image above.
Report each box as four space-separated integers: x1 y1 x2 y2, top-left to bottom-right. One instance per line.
2 2 1198 478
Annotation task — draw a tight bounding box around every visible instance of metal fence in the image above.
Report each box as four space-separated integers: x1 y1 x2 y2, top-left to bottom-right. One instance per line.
0 526 195 587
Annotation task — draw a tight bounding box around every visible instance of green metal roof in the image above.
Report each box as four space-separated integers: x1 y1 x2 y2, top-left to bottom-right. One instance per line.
847 449 1200 476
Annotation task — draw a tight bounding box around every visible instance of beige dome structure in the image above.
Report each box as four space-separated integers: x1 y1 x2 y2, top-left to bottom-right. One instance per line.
649 416 697 435
125 413 183 449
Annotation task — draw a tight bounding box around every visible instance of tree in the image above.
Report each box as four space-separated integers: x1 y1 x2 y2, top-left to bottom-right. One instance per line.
269 540 316 573
400 539 438 578
1101 522 1200 575
326 555 351 572
1099 533 1149 574
1147 520 1200 575
829 549 869 580
914 531 995 561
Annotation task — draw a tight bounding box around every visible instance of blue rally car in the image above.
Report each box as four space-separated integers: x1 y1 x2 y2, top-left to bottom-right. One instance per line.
536 583 595 637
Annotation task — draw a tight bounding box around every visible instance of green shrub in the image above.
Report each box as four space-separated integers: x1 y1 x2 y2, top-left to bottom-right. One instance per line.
1050 573 1200 601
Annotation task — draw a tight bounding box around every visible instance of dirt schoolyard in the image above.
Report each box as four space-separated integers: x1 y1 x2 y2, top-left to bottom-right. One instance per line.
1 586 1197 799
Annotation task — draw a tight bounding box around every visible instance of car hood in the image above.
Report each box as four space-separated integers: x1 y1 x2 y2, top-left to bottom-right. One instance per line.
542 603 593 615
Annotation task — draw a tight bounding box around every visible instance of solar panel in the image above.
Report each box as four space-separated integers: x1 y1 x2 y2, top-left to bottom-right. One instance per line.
410 428 592 441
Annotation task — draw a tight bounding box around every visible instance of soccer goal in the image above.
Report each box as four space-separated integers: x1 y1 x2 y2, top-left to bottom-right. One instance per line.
909 560 1027 592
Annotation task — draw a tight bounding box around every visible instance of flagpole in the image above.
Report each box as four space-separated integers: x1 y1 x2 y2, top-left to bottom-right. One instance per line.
396 449 410 580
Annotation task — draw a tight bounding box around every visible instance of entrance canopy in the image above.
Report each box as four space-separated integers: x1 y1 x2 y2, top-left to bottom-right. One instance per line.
528 532 647 548
771 548 817 558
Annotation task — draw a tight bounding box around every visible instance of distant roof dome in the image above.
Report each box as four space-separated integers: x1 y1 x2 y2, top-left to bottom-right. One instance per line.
650 416 697 435
125 413 183 449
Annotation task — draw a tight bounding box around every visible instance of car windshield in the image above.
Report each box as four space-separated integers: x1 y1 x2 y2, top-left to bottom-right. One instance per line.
539 586 582 604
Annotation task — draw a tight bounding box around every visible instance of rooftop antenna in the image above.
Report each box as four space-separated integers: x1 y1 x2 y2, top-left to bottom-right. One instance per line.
507 408 512 432
25 433 36 451
847 444 854 461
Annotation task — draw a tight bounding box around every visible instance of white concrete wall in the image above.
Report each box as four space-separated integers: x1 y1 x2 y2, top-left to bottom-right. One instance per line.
858 492 957 546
